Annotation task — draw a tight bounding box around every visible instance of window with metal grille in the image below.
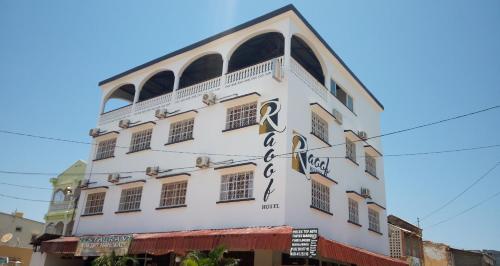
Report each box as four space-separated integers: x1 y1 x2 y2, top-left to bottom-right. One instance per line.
311 180 330 212
225 102 257 130
311 112 328 143
389 225 402 258
368 208 381 232
346 138 356 162
219 171 254 201
365 153 377 176
118 187 142 211
95 138 117 160
159 181 187 207
84 192 105 215
348 198 359 224
168 118 194 143
129 128 152 153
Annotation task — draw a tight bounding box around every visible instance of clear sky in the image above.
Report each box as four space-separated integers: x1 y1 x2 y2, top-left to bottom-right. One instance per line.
1 0 499 250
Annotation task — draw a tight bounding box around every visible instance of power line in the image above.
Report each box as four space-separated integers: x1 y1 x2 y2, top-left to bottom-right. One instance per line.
0 182 52 190
426 190 500 229
421 161 500 221
0 193 51 203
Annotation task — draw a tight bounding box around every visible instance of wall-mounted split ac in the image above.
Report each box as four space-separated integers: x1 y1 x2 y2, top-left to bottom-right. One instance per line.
202 92 217 106
155 108 169 119
196 156 210 168
89 128 102 137
361 187 371 199
107 173 120 183
146 166 159 177
358 131 368 140
332 108 343 125
118 119 131 129
81 179 91 188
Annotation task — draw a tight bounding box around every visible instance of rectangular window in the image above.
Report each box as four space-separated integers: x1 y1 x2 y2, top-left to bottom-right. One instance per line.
346 138 356 162
311 112 329 143
365 153 377 176
168 118 194 143
129 128 153 153
159 181 187 207
84 192 105 215
219 171 254 201
334 83 354 112
330 79 337 96
348 198 359 224
95 138 117 160
225 102 257 130
368 208 381 232
118 187 143 212
311 180 330 212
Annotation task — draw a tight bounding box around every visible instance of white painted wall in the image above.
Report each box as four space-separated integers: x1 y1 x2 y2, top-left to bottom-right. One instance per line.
74 11 389 256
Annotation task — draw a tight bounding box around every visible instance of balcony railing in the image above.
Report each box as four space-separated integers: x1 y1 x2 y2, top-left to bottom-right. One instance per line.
290 57 329 101
98 56 285 125
49 201 75 212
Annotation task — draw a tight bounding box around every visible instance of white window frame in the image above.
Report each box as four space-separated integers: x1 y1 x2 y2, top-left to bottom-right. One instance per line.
311 112 329 143
311 180 330 213
365 153 377 177
118 187 143 212
168 118 194 144
95 138 117 160
368 208 381 233
159 181 188 207
84 192 106 215
219 171 254 202
129 128 152 153
348 198 359 224
225 102 257 130
346 138 357 162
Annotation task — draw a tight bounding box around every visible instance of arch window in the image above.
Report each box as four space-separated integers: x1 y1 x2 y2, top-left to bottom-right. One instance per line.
179 54 223 89
139 71 175 102
54 222 64 235
53 190 65 202
103 84 135 113
228 32 284 73
291 35 325 85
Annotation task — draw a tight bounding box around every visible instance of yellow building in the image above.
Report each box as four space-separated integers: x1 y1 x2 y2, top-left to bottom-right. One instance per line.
0 212 44 265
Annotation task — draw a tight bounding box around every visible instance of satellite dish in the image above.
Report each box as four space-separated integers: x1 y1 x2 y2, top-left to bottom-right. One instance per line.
1 233 13 243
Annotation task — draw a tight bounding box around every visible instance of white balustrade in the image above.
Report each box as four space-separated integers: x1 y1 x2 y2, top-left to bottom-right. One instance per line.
98 104 132 125
290 58 328 101
226 56 283 86
134 92 173 114
49 201 74 212
175 77 221 102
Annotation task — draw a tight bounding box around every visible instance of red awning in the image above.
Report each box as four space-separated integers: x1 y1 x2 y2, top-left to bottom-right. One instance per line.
41 226 406 266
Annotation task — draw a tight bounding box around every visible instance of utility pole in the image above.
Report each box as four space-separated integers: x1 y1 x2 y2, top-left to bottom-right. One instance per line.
417 217 420 228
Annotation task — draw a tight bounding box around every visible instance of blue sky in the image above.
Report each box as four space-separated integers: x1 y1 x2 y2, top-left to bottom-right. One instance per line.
1 0 499 250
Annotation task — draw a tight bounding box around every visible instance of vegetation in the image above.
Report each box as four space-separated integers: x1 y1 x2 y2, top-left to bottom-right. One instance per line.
180 245 239 266
91 251 139 266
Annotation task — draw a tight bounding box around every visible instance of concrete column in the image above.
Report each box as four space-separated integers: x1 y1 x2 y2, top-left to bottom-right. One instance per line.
172 74 180 102
221 56 228 87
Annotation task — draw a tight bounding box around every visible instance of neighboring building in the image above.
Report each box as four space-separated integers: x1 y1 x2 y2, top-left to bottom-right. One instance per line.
0 212 44 265
37 5 405 266
388 215 424 266
423 241 496 266
44 160 86 236
484 250 500 266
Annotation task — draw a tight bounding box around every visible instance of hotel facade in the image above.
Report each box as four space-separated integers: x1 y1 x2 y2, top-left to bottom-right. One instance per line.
37 5 405 266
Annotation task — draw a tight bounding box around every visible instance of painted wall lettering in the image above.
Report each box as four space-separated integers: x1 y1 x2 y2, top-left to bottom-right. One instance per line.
291 131 331 179
260 98 284 203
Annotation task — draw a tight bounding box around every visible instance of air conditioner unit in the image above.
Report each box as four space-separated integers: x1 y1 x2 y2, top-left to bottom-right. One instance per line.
81 179 91 188
146 166 159 176
118 119 130 129
89 128 101 137
272 58 283 81
332 108 343 125
107 173 120 183
202 92 216 106
361 187 371 199
196 156 210 168
358 131 368 140
155 108 168 119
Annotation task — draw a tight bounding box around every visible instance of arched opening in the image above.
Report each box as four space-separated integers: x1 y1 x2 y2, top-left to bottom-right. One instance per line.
45 223 55 234
54 222 64 235
139 71 175 102
291 35 325 85
103 84 135 113
52 190 65 202
179 54 223 89
64 221 74 236
228 32 284 73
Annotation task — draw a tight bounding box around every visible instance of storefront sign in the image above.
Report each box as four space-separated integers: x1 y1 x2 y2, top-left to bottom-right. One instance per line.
75 235 132 257
259 98 285 203
290 228 318 258
291 132 331 178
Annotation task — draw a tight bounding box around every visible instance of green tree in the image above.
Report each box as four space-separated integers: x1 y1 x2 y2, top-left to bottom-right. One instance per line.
91 251 139 266
180 245 239 266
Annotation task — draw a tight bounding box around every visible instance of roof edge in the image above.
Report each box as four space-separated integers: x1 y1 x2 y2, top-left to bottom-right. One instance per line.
98 4 384 110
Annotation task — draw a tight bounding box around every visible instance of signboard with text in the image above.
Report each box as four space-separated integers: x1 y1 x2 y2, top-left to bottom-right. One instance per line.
75 235 132 257
290 228 318 258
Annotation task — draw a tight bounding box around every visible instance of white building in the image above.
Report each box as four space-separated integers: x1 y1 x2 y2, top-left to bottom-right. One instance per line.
39 5 404 266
